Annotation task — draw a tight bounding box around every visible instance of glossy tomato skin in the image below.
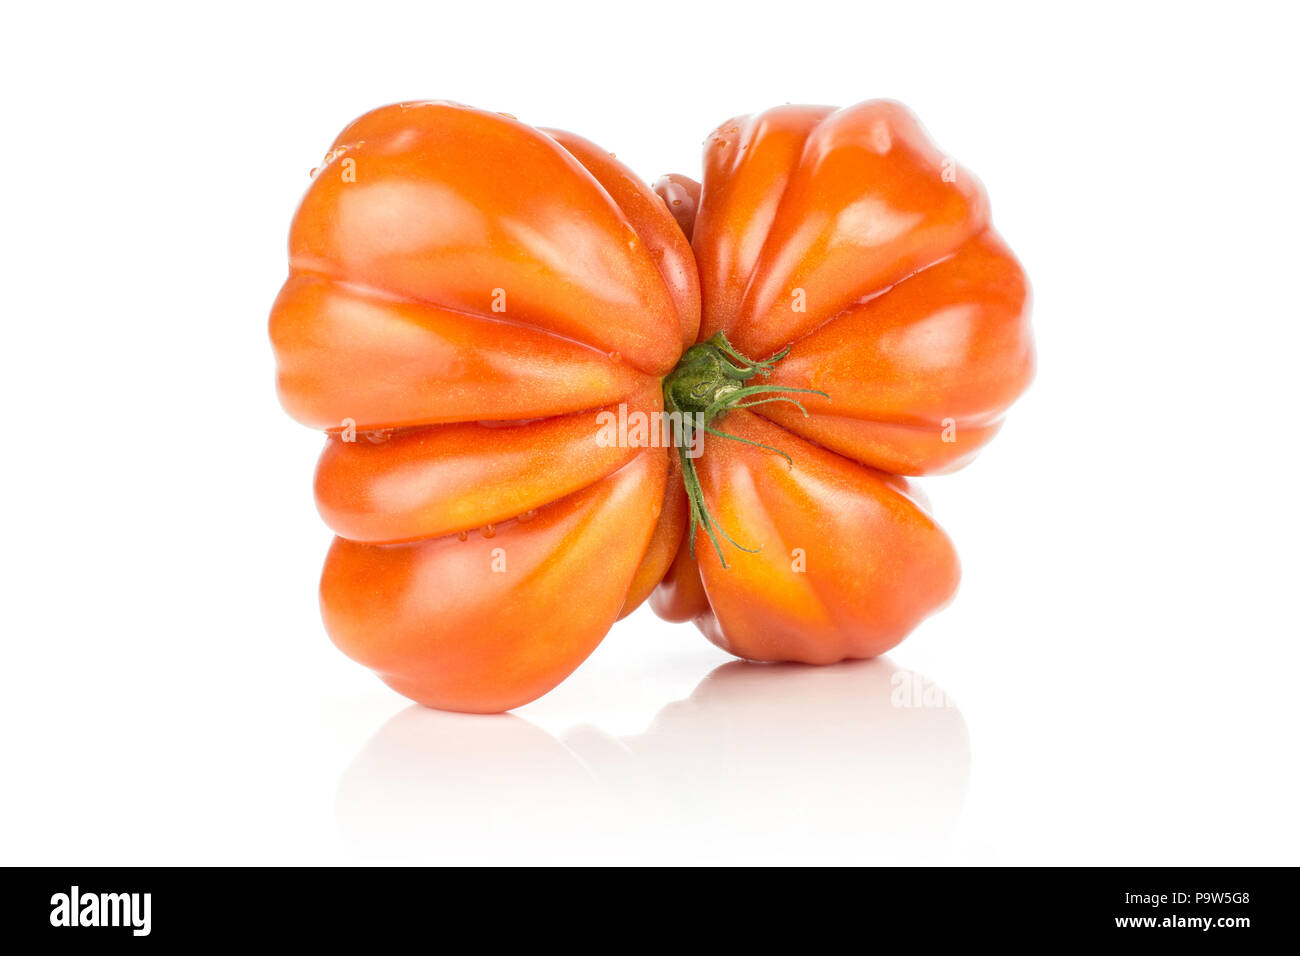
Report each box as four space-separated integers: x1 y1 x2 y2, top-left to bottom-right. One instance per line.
693 101 1033 475
652 101 1033 662
691 412 959 663
273 99 1033 704
321 449 667 714
653 173 701 241
271 102 696 712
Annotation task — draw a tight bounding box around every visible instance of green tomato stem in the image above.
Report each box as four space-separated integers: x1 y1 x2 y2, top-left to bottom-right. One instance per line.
661 332 828 569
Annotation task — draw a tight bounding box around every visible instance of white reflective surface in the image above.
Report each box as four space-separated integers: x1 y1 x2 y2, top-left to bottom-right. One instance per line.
338 659 969 864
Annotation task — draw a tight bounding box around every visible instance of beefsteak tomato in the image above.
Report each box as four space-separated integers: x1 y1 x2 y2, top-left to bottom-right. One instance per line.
649 102 1033 662
270 99 1033 712
270 102 696 712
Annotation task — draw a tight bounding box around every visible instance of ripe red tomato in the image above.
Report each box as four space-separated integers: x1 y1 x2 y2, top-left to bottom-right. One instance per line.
271 102 696 712
271 99 1033 712
650 102 1033 663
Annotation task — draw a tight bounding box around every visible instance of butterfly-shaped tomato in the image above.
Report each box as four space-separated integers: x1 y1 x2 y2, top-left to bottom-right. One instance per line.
271 100 1033 712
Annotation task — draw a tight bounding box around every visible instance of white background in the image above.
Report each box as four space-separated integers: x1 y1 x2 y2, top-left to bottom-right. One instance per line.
2 1 1297 865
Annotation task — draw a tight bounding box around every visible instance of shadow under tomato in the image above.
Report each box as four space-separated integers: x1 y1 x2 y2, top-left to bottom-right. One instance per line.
336 657 970 864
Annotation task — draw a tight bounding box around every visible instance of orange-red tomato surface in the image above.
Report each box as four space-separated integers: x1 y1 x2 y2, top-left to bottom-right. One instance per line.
270 100 1033 712
653 101 1033 663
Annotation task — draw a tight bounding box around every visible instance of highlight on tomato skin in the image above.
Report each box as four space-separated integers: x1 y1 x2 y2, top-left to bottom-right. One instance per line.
321 449 668 715
646 100 1034 664
270 98 1034 710
653 173 701 241
269 101 696 713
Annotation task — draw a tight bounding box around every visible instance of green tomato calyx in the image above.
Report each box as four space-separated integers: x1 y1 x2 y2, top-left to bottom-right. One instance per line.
661 332 828 569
